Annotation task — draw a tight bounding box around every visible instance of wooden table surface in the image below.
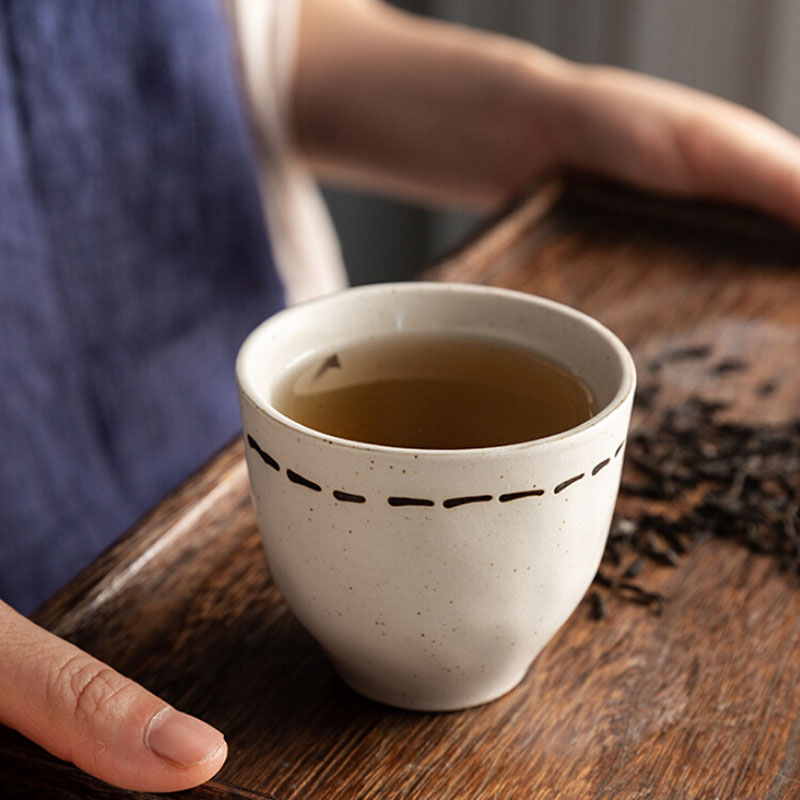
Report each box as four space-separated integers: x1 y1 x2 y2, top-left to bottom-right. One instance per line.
4 177 800 799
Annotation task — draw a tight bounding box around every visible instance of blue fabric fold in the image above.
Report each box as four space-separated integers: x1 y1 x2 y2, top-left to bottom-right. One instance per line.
0 0 285 613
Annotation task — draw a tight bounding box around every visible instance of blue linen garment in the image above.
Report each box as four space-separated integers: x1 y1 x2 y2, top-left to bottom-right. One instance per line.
0 0 285 613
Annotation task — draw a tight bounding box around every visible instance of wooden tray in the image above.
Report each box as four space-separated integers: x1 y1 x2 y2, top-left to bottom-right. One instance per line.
5 177 800 799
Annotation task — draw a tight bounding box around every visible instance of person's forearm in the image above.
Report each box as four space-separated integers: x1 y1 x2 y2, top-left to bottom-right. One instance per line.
292 0 800 225
292 0 574 211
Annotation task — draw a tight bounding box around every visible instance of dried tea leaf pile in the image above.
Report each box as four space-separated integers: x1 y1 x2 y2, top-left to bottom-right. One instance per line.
592 355 800 618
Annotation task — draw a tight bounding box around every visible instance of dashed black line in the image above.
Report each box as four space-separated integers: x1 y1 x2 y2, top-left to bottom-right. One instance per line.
592 458 610 476
247 435 279 471
246 435 622 509
554 474 585 494
287 469 321 492
443 495 492 509
333 490 366 503
498 489 545 503
387 496 435 507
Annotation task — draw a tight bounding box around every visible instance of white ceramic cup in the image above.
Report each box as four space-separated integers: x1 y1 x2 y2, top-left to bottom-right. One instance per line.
237 282 635 711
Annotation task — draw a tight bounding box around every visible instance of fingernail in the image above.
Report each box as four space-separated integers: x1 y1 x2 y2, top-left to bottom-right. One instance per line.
145 707 226 768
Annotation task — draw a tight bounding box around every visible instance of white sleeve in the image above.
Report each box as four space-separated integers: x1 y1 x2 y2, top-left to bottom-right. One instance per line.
226 0 349 305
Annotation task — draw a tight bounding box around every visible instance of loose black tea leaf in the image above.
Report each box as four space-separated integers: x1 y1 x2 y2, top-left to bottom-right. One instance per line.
709 358 748 376
646 345 712 374
757 379 780 397
588 590 607 621
622 558 645 579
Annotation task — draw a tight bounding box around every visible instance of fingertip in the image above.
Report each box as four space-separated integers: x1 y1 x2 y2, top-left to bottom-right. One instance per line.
140 706 228 790
72 702 228 793
145 707 226 769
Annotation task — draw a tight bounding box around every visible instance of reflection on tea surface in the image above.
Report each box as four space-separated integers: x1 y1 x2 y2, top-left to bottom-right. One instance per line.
272 333 595 448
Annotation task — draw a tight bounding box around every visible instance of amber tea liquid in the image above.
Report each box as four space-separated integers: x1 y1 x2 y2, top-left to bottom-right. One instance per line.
272 333 595 449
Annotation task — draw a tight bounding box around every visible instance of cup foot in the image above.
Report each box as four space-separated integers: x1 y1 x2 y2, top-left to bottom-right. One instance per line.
330 658 530 712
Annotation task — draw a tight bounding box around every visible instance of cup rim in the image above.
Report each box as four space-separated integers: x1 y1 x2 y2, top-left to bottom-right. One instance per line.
236 282 636 456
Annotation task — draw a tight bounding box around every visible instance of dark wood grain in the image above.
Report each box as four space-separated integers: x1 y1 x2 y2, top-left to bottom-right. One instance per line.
4 176 800 799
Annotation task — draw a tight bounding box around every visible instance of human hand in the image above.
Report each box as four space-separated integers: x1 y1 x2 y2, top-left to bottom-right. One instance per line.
0 600 226 792
294 0 800 227
553 63 800 228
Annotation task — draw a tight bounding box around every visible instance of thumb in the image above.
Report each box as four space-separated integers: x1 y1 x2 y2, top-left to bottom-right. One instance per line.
0 600 226 792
